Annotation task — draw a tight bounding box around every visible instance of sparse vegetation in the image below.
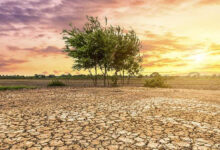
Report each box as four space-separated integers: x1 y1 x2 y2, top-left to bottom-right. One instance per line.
0 75 219 90
0 76 220 90
0 86 36 91
48 80 65 87
144 76 168 88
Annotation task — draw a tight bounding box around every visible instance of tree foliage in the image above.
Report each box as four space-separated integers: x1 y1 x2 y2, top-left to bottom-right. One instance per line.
63 16 142 86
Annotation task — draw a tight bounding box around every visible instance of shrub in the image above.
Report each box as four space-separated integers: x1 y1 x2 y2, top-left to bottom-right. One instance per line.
111 75 119 87
48 80 65 87
138 74 143 78
144 76 167 88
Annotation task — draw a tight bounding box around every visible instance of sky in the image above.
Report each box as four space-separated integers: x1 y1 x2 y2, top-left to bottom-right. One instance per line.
0 0 220 76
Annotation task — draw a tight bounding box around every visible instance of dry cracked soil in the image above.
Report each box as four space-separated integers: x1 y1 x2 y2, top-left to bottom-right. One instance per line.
0 87 219 150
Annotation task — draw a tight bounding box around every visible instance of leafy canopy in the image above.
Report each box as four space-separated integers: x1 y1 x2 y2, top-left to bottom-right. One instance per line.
63 16 142 86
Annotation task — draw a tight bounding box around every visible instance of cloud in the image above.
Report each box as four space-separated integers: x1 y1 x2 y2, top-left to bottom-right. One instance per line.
140 31 209 68
0 0 215 38
209 43 220 50
0 2 42 24
0 33 8 36
208 43 220 55
130 0 146 6
35 34 46 38
53 70 61 74
1 0 220 74
0 0 218 34
159 0 220 6
159 0 189 5
0 58 28 72
0 0 197 34
198 0 220 5
142 58 181 67
201 64 220 70
7 46 63 57
142 53 161 59
42 71 49 75
0 0 126 33
142 31 203 53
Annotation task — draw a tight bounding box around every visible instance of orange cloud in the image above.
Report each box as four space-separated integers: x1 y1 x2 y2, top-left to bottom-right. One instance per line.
209 43 220 50
130 0 146 6
201 64 220 70
53 70 62 74
208 43 220 55
199 0 220 5
142 58 182 68
7 46 64 57
142 31 203 53
42 71 49 75
0 58 28 72
160 0 189 5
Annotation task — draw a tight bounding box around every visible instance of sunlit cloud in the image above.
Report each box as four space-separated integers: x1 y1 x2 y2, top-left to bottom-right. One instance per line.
0 58 28 72
198 0 220 5
7 46 63 57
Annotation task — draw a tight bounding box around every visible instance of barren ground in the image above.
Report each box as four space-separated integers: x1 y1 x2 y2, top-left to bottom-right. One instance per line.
0 87 219 150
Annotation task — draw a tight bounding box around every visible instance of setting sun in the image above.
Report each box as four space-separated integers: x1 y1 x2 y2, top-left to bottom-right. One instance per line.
194 54 206 63
190 51 207 64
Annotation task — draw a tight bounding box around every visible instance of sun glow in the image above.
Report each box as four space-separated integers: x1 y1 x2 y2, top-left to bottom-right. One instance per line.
187 50 208 65
192 53 206 63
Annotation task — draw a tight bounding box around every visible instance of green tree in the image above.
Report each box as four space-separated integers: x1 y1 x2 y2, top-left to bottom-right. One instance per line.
99 25 117 86
63 16 102 86
63 16 142 87
110 27 142 85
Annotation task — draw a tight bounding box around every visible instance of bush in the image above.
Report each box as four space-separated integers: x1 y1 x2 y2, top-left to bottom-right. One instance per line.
111 75 119 87
48 80 65 87
138 74 143 78
144 76 167 88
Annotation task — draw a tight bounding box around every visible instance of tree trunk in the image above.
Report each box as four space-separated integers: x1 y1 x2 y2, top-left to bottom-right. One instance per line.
120 72 123 85
122 69 125 85
89 69 95 86
103 67 107 87
127 75 131 84
94 65 97 86
107 74 110 87
114 71 118 86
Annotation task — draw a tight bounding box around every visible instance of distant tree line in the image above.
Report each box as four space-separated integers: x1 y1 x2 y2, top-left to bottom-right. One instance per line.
63 16 142 86
0 73 219 80
0 74 144 81
0 74 94 79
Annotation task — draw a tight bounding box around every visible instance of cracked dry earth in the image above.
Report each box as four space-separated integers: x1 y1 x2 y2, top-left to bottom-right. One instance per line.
0 87 219 150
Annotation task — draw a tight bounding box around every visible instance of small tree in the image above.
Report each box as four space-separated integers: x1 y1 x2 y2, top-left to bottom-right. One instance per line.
63 16 142 87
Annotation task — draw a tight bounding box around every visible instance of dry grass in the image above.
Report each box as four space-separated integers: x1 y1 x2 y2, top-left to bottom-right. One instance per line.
0 77 219 90
166 77 220 90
